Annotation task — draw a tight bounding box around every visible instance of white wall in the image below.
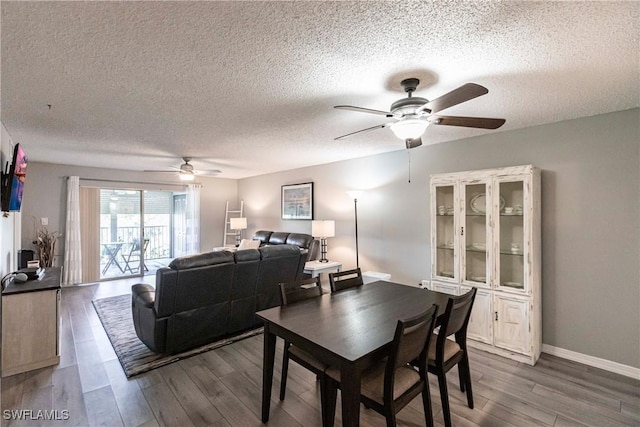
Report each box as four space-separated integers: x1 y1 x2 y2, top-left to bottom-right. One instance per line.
239 108 640 369
19 163 238 267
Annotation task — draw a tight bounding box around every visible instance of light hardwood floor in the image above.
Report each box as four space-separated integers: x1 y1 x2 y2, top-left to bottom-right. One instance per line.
2 278 639 427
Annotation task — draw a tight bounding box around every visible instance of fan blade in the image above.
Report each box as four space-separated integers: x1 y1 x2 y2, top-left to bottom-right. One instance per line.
143 170 177 173
334 123 389 140
417 83 489 114
405 138 422 149
334 105 392 117
194 169 222 175
429 115 506 129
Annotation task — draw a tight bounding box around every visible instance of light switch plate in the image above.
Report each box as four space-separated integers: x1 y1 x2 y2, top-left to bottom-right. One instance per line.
41 217 48 226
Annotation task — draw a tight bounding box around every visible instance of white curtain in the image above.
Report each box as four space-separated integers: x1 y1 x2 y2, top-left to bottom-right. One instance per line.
63 176 82 285
185 184 201 254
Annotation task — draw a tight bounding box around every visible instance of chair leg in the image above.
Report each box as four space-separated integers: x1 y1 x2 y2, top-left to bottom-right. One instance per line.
421 381 435 427
279 344 290 400
437 369 452 427
458 363 466 392
461 354 474 409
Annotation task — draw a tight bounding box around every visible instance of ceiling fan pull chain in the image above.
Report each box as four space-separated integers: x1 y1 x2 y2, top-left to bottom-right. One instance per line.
408 150 411 183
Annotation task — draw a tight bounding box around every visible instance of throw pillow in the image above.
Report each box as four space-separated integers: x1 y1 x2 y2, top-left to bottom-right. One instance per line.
238 239 260 250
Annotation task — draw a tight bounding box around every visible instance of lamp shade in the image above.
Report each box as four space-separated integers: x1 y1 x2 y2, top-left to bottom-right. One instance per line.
390 118 429 140
312 220 335 238
230 217 247 230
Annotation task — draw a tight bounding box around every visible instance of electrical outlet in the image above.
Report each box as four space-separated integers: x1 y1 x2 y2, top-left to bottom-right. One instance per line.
41 217 48 226
420 280 430 289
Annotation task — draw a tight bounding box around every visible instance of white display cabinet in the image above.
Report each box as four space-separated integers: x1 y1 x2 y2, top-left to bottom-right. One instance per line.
429 165 541 365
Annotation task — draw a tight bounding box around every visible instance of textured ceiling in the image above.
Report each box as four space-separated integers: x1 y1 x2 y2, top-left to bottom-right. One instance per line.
1 1 638 179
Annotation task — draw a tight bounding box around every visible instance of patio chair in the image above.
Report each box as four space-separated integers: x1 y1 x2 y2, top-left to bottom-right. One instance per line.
123 238 149 274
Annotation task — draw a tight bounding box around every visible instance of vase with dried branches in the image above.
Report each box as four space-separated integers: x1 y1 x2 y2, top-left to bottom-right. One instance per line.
32 221 62 268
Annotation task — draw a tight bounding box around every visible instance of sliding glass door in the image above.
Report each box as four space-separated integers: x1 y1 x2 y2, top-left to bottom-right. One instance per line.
99 189 143 279
98 189 174 280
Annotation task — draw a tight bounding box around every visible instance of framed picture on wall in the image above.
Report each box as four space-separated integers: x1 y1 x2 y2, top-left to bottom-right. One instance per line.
282 182 314 220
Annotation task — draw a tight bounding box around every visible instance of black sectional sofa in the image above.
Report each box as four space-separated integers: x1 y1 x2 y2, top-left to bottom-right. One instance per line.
252 230 320 261
131 244 307 354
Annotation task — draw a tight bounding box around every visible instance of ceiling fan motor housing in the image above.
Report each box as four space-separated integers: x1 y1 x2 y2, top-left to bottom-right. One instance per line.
400 78 420 93
390 97 429 117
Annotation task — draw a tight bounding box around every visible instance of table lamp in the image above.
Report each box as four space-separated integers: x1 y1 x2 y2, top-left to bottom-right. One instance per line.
230 217 247 246
312 220 335 263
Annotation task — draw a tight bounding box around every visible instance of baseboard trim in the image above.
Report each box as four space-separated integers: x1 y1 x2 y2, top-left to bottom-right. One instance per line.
542 344 640 380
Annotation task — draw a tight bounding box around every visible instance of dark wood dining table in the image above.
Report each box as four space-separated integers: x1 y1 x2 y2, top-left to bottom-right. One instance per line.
256 280 452 427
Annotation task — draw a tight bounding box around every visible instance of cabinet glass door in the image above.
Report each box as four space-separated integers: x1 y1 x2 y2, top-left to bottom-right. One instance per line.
434 185 455 280
463 183 489 285
498 180 525 290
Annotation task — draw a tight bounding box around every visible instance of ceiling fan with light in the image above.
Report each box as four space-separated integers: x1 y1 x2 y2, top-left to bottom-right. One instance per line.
334 78 506 149
144 157 221 181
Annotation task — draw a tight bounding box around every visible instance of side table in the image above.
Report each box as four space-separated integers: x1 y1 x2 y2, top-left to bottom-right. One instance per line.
303 260 342 278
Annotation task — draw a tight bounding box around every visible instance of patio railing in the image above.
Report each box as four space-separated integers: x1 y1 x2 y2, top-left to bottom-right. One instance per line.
100 226 170 259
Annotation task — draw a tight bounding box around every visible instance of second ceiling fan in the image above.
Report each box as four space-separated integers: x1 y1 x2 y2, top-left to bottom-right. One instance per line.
334 78 506 149
144 157 221 181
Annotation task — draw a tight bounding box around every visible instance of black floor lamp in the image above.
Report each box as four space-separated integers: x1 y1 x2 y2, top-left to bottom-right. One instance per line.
346 191 363 268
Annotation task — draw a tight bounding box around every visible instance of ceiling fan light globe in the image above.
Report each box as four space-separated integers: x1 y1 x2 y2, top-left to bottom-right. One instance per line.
179 172 195 181
390 119 429 140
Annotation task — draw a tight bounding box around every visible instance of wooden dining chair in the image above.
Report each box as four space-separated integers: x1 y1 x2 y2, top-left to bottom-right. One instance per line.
428 287 477 427
323 304 439 427
328 268 363 293
277 277 327 402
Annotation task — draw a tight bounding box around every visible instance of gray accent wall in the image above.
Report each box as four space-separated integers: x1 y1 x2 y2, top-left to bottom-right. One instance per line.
238 108 640 368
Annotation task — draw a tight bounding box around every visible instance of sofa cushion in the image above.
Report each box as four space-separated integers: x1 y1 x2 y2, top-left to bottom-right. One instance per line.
259 244 301 259
253 230 273 245
238 239 260 250
234 248 261 262
231 249 261 300
169 251 234 270
268 232 289 245
286 233 313 249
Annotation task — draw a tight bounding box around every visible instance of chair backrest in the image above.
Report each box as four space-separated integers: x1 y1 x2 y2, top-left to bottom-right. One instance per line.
329 268 363 293
385 304 439 400
279 276 323 306
436 287 477 357
128 238 148 257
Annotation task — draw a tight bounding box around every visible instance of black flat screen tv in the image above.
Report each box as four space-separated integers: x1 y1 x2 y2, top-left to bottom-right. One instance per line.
1 143 28 212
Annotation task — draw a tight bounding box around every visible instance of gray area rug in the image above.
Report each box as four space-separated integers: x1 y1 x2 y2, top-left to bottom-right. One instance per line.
92 294 264 377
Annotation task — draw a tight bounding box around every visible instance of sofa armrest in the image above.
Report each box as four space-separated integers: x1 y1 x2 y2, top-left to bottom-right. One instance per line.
132 283 155 309
131 283 167 353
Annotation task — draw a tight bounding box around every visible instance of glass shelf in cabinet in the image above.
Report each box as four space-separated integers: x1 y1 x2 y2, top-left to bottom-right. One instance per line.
466 213 486 217
501 281 524 289
500 250 524 256
466 247 487 253
437 246 455 250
